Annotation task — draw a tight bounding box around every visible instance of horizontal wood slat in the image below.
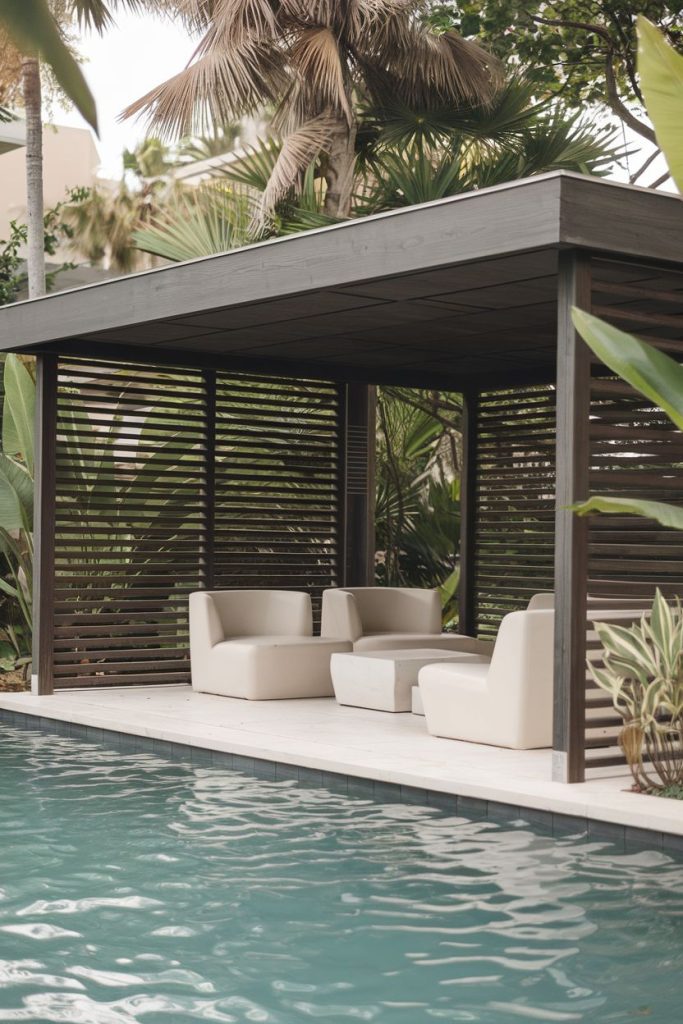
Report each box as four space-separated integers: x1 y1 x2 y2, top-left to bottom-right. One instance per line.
51 359 343 688
214 373 342 625
53 357 208 687
474 384 556 637
584 257 683 773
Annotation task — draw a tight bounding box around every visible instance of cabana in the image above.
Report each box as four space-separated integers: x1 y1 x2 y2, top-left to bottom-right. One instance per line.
1 171 682 784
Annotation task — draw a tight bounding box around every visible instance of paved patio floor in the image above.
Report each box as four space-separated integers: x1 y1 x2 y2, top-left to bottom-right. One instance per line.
1 684 682 839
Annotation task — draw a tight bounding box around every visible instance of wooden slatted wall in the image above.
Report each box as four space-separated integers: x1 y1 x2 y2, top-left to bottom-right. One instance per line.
50 360 344 688
53 358 208 688
214 373 343 625
583 256 683 771
473 385 556 637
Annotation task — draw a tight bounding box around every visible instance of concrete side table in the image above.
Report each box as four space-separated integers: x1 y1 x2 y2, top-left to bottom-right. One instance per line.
330 648 490 713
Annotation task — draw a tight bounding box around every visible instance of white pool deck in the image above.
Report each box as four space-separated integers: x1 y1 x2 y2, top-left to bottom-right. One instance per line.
1 684 682 839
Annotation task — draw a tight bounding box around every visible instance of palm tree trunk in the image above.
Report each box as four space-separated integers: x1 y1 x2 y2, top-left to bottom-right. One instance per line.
323 119 357 218
21 57 46 298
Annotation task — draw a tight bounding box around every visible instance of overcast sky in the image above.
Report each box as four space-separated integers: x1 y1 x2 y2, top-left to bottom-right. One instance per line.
57 11 196 178
56 10 669 191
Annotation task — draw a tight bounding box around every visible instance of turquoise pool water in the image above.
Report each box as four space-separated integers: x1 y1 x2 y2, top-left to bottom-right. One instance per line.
0 726 681 1023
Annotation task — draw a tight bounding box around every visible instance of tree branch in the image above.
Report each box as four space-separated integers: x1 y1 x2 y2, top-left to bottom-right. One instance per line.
531 12 655 143
630 147 660 184
604 57 656 144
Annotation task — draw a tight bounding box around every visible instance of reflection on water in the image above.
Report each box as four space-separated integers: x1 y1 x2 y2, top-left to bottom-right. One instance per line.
0 726 681 1023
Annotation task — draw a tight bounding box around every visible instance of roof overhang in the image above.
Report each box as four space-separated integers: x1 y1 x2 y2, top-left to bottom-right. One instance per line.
1 172 681 387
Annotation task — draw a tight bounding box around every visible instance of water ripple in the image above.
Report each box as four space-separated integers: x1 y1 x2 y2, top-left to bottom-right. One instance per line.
1 725 682 1023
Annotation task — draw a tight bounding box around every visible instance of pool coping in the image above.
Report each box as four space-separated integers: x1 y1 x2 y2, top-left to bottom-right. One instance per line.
2 705 682 857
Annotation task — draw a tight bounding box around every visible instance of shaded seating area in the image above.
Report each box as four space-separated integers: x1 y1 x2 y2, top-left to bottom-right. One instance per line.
2 172 683 783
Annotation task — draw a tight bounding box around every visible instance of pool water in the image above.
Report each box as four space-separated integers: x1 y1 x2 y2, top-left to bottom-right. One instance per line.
0 727 681 1023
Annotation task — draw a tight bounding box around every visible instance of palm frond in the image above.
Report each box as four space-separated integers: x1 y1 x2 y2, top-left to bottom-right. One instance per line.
260 114 337 212
400 29 499 106
120 30 286 138
208 0 278 42
133 186 256 262
287 27 353 122
219 137 282 191
71 0 169 33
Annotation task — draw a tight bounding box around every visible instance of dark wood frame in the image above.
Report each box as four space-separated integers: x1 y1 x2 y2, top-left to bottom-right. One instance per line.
6 172 683 784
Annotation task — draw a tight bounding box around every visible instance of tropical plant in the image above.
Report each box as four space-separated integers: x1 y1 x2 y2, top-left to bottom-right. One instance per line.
375 388 462 624
573 18 683 530
590 590 683 792
64 140 183 273
135 73 621 260
0 1 174 298
429 1 682 184
0 354 35 677
122 0 499 218
0 190 84 307
0 0 97 129
133 184 255 263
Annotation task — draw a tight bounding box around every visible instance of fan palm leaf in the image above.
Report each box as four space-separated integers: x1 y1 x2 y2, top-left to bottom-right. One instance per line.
122 0 499 216
133 186 255 262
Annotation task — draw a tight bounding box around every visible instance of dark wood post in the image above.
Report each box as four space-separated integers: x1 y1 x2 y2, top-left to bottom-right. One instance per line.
202 368 216 591
32 352 57 695
458 390 478 636
343 383 376 586
553 252 592 782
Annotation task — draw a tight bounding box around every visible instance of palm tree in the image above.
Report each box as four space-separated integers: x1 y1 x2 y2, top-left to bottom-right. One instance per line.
122 0 499 218
133 75 621 263
0 1 172 298
65 137 183 272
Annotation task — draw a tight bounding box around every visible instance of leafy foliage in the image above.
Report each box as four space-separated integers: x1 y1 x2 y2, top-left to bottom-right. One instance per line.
0 355 34 677
591 590 683 791
638 14 683 190
572 21 683 531
0 0 97 129
134 185 255 262
427 1 682 150
122 0 499 216
375 388 462 625
0 190 84 307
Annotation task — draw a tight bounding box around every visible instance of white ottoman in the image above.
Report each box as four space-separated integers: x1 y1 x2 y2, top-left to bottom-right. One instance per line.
411 685 424 715
330 648 490 713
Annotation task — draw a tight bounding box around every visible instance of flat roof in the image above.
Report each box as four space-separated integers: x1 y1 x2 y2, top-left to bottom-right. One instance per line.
1 172 681 387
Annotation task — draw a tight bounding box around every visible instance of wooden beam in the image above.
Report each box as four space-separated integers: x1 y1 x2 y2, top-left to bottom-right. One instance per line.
32 353 57 695
552 252 592 783
458 391 478 636
343 383 376 586
20 339 556 392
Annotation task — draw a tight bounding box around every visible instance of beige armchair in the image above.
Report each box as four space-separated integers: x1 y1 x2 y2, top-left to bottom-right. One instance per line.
189 590 351 699
321 587 492 655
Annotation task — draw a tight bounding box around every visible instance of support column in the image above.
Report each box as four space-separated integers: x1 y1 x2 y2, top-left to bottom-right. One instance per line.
202 368 216 591
553 252 592 782
32 353 57 695
343 383 376 586
458 391 478 636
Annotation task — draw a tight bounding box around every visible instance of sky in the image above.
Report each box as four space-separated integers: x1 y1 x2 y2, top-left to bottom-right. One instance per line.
57 11 196 179
55 10 670 191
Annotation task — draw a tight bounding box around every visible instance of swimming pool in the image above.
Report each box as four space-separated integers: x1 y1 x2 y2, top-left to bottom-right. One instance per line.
0 725 681 1023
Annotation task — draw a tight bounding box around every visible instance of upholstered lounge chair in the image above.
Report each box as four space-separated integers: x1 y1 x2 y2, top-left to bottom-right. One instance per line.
320 587 492 655
418 604 649 749
418 608 555 749
189 590 352 699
